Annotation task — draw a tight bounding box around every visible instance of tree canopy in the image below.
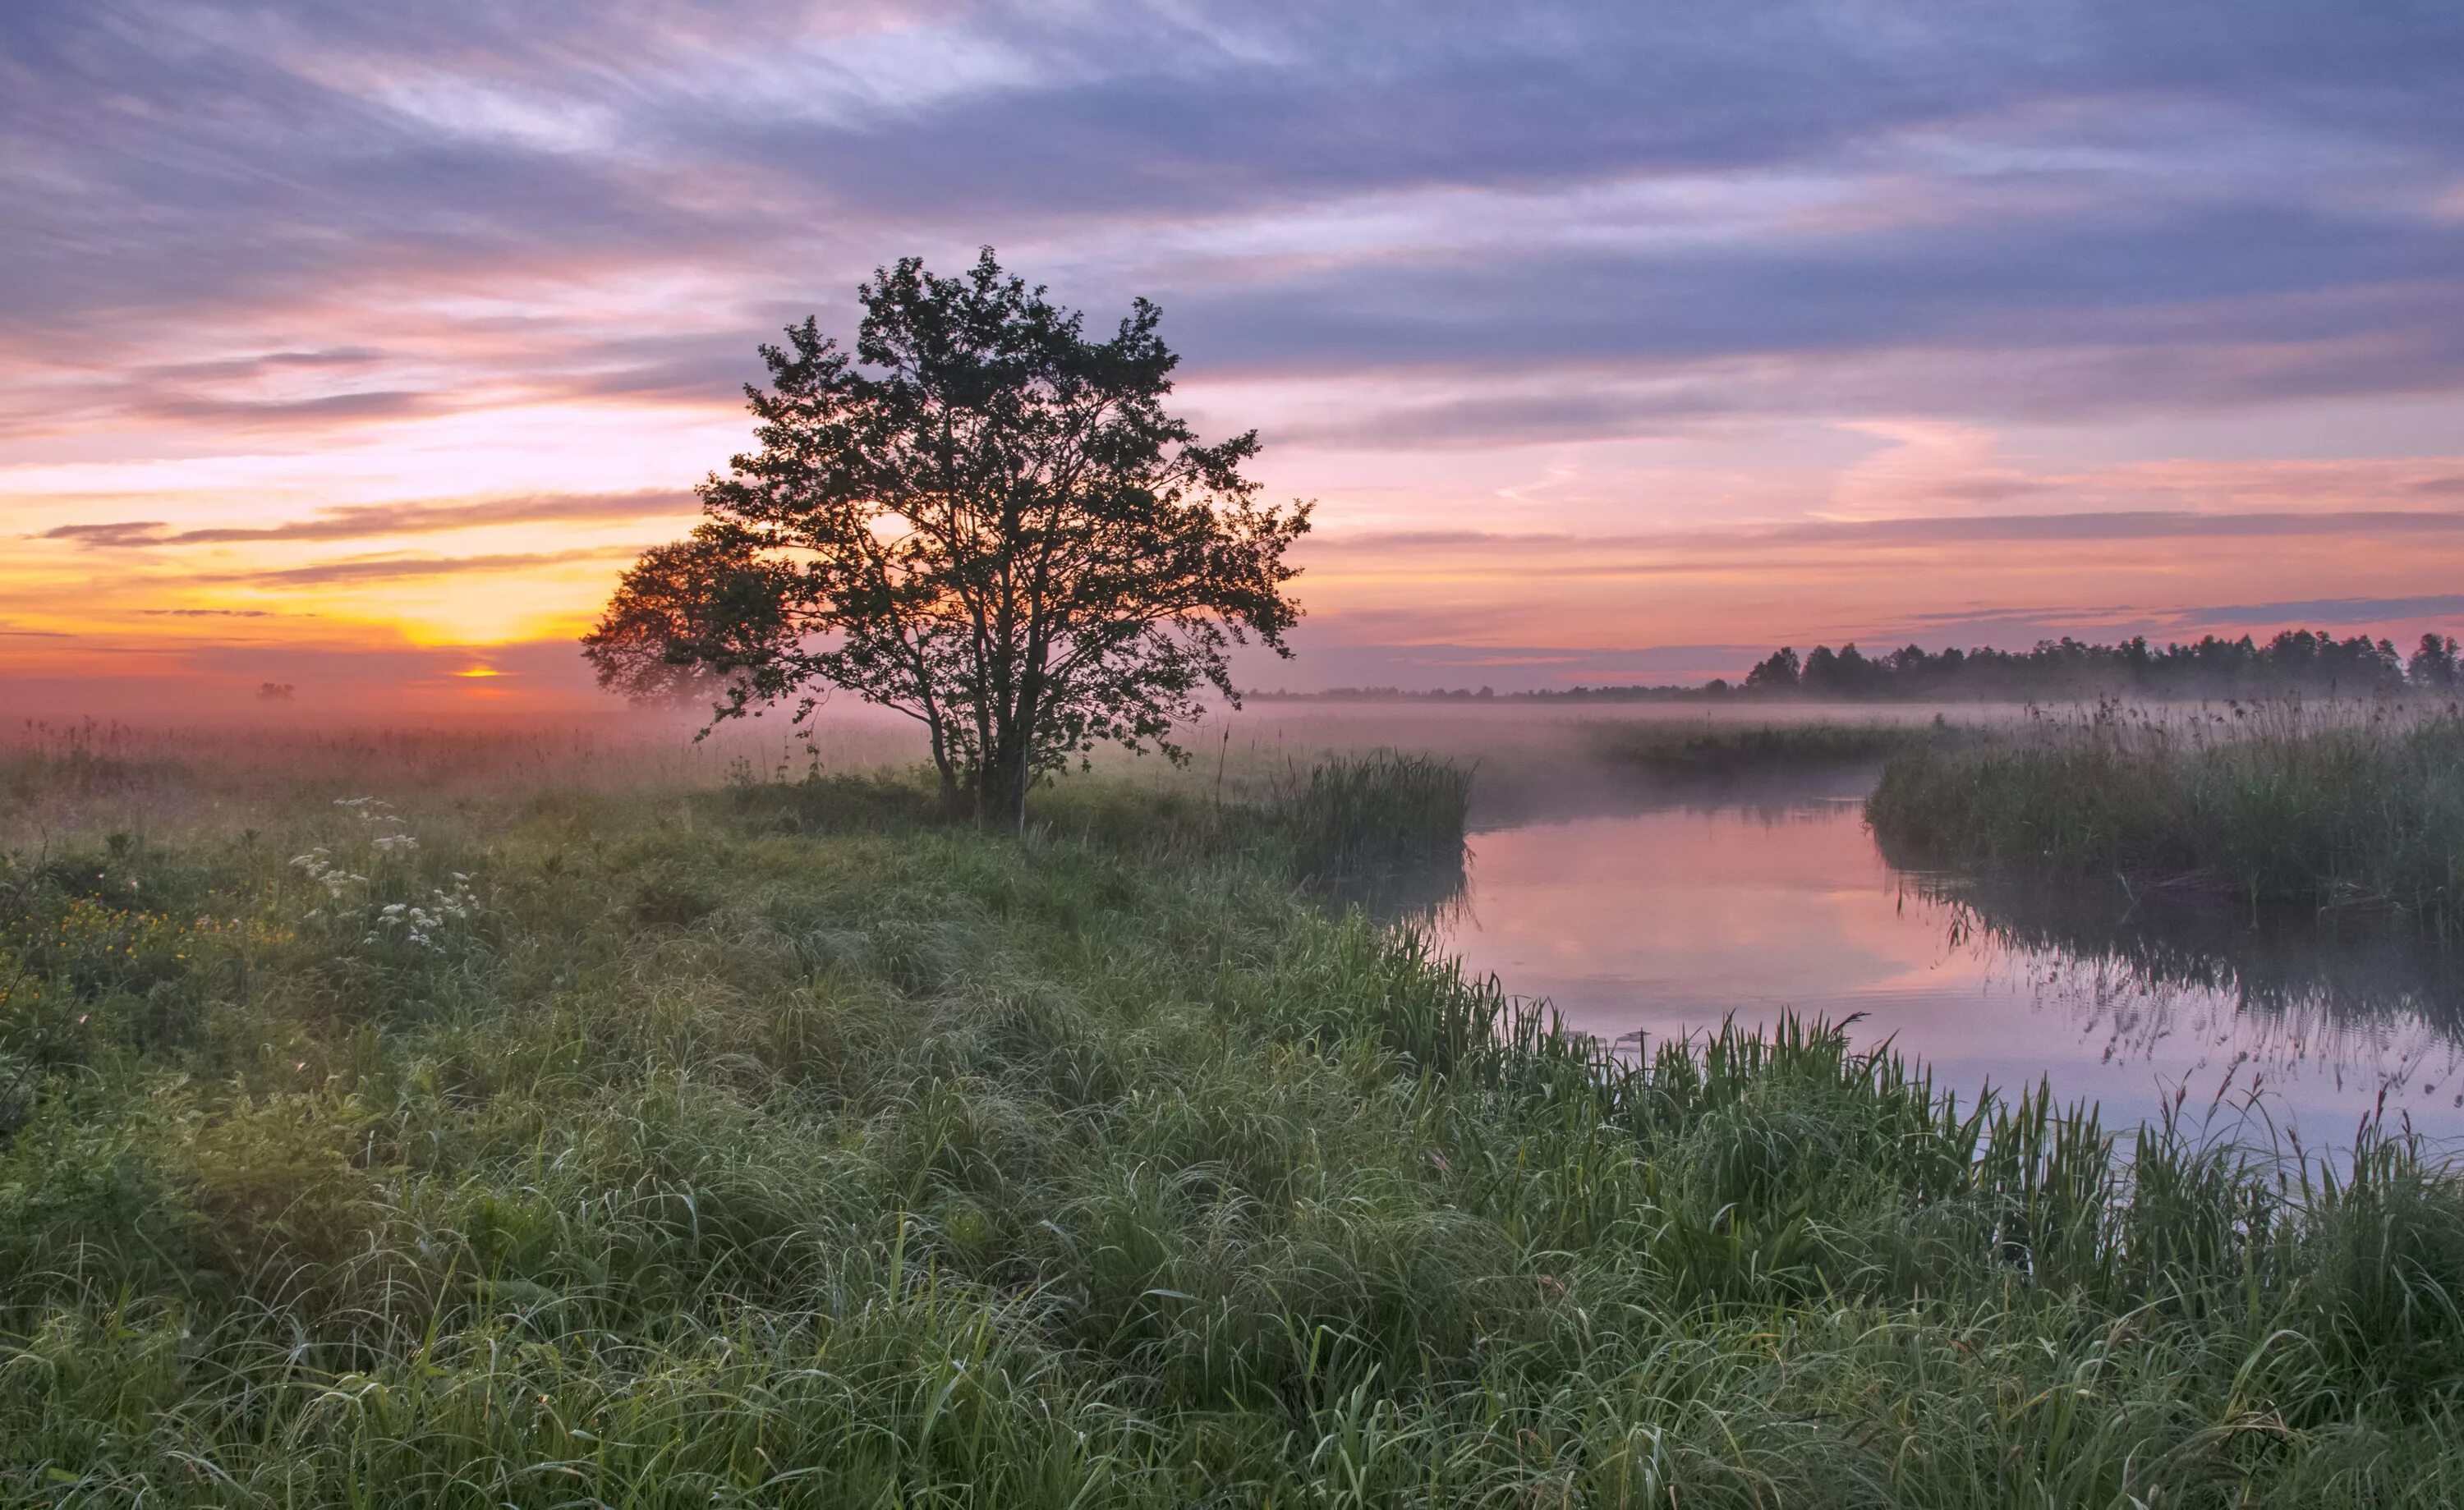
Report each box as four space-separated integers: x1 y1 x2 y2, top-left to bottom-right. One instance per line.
585 250 1310 824
1747 629 2424 700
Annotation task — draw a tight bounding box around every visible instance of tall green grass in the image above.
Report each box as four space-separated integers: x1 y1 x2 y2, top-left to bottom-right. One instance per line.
1 752 2462 1503
1270 749 1471 884
1870 700 2464 924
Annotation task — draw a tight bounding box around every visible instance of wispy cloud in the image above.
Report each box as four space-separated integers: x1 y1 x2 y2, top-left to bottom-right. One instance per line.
1772 510 2464 545
2161 594 2464 628
139 607 307 617
4 2 2463 707
145 348 391 382
40 520 172 546
7 2 2462 411
1303 508 2464 561
125 389 439 429
39 490 694 547
202 548 635 587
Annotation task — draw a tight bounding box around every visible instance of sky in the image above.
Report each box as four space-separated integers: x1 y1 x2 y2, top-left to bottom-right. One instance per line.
6 0 2464 713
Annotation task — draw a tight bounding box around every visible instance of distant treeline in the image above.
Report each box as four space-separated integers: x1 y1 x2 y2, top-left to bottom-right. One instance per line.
1256 628 2464 702
1737 629 2458 700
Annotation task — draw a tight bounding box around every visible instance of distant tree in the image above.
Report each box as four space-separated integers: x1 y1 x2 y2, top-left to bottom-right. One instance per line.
586 250 1312 826
1726 627 2455 701
2371 636 2406 689
1800 645 1842 695
1743 646 1800 692
2411 633 2460 689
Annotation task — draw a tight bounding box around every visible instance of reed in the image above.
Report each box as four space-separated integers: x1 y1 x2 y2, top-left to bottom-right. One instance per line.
1269 749 1472 884
1869 699 2464 923
1590 718 1951 777
2 746 2462 1504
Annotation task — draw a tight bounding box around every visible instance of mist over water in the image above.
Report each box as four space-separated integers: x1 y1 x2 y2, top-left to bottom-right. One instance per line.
19 695 2455 1145
1207 700 2464 1147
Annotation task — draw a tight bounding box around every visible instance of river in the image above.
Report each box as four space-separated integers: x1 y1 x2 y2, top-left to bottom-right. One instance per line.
1418 765 2464 1146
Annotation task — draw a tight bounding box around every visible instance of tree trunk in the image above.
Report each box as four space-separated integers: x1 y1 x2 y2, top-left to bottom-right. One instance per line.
924 712 962 813
977 759 1028 832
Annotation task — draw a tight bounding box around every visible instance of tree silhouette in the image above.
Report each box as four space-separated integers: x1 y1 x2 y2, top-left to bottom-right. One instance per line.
1728 629 2432 700
586 250 1311 825
1742 646 1800 691
2412 633 2460 689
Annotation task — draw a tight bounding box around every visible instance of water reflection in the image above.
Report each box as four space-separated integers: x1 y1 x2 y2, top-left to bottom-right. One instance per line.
1907 873 2464 1114
1316 851 1469 932
1413 783 2464 1142
1940 872 2463 1035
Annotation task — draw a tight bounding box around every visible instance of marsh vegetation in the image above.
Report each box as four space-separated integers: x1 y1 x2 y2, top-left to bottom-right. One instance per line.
4 733 2464 1505
1869 700 2464 926
1588 718 1952 778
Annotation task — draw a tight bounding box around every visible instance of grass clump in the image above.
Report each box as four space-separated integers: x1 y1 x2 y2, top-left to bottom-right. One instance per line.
1270 749 1471 884
1869 700 2464 922
0 752 2462 1503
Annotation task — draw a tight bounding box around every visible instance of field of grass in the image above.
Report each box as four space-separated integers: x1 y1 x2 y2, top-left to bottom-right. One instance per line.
1869 700 2464 925
5 737 2464 1504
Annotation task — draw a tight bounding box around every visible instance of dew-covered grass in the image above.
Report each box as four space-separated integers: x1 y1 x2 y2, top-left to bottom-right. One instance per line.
2 741 2462 1505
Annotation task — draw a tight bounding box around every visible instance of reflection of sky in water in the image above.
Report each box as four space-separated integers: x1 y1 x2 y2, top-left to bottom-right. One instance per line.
1434 796 2464 1143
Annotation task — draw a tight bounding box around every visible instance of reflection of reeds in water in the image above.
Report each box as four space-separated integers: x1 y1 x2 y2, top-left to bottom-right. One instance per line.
1312 853 1473 932
1896 866 2464 1107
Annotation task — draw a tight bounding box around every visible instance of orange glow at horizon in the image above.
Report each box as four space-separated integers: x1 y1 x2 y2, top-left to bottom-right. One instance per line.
8 319 2464 714
7 4 2462 718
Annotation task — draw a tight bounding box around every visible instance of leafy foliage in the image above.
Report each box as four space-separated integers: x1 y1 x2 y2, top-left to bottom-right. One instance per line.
586 250 1310 823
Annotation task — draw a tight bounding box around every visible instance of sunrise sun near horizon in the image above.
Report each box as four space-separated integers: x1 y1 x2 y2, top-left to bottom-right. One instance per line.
6 5 2462 716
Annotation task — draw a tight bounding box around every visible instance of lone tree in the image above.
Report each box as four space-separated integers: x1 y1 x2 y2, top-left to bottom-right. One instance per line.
584 250 1311 826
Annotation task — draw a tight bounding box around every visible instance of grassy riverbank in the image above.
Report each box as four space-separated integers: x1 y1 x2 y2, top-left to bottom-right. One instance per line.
1869 702 2464 924
4 746 2464 1504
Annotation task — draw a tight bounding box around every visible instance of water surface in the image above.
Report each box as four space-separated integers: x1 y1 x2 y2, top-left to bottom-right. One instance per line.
1428 777 2464 1144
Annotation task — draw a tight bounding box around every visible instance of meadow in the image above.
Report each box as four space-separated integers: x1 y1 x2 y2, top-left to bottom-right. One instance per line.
4 726 2464 1506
